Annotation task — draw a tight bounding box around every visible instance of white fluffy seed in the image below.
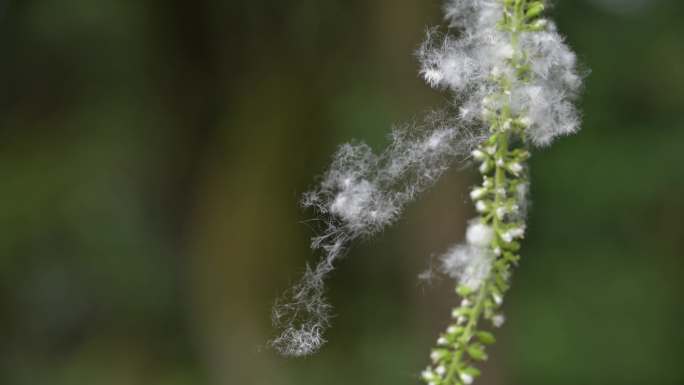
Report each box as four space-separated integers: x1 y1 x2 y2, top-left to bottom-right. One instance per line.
466 222 494 247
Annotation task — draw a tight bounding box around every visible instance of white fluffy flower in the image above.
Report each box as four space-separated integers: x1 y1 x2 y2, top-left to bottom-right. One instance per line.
460 373 474 385
420 7 583 147
492 314 506 328
470 187 486 200
441 244 494 290
466 221 494 247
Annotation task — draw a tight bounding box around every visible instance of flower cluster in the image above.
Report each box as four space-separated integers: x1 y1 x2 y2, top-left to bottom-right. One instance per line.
420 1 583 384
271 0 584 369
419 0 582 146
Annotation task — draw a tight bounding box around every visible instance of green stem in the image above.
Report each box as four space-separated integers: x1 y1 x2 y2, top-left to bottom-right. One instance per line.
443 116 513 385
423 1 545 384
444 281 489 383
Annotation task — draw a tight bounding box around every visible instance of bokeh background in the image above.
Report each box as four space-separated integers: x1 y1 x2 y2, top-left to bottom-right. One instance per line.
1 0 683 384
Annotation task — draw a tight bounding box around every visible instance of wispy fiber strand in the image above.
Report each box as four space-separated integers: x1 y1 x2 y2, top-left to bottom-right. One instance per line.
271 112 486 356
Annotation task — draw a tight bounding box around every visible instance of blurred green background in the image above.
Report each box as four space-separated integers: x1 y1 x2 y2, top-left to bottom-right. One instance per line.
0 0 682 384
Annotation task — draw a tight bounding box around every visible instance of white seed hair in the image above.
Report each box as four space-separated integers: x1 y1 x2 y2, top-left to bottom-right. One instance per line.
440 244 494 291
272 112 486 356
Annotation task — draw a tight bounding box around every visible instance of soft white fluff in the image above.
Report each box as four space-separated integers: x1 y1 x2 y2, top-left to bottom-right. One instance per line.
441 244 494 291
465 220 494 247
420 2 584 146
272 113 485 356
